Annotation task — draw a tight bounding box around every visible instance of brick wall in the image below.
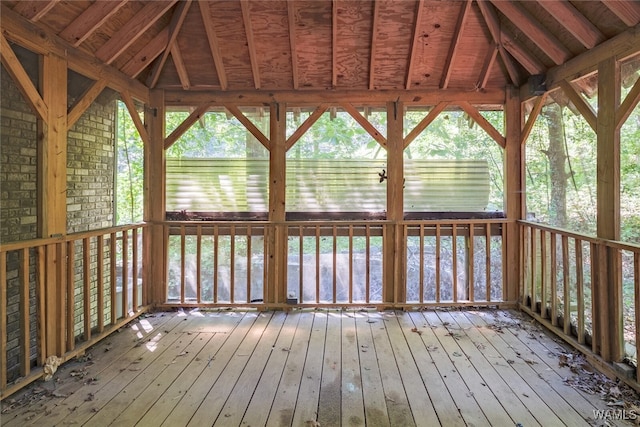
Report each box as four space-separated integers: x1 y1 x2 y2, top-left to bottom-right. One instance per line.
1 63 117 382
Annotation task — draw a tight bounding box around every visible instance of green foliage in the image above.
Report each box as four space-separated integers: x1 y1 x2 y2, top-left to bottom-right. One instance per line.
116 101 144 225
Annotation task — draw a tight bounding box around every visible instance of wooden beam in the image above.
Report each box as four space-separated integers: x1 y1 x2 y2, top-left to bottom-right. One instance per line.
520 92 547 145
240 0 261 89
440 0 471 89
286 104 329 151
536 0 605 49
144 89 166 305
369 0 380 90
500 30 546 75
477 44 498 90
147 0 192 88
121 28 169 78
199 0 228 90
458 101 505 148
476 0 521 85
171 45 191 90
543 25 640 97
0 34 47 120
95 0 177 64
224 104 270 149
558 80 597 131
164 87 506 106
68 78 108 128
59 0 128 47
164 102 212 149
341 102 387 147
616 74 640 129
287 0 299 89
13 0 59 22
121 91 150 146
489 0 571 65
406 0 425 89
1 4 149 102
403 101 449 149
602 0 640 27
504 86 522 303
332 0 338 88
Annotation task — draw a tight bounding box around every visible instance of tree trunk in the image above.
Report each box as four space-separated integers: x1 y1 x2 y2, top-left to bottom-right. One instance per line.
542 103 567 228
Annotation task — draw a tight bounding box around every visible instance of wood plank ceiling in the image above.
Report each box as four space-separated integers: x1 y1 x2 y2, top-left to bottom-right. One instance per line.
2 0 639 100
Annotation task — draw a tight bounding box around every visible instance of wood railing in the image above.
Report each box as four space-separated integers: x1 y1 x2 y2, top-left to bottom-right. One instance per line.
0 224 149 399
519 221 640 380
162 219 507 309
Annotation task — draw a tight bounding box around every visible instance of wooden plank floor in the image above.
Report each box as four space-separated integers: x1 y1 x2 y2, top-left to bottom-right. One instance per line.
0 308 633 426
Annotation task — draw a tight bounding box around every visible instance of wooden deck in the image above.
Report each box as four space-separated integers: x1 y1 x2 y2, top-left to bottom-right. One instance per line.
0 308 631 426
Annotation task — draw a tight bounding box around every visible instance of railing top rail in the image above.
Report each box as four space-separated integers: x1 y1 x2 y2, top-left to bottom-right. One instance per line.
0 223 146 253
518 220 640 253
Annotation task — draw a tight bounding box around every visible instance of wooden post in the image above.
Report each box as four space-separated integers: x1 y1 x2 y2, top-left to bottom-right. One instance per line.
144 89 166 305
39 53 68 356
597 56 622 362
384 101 404 305
267 102 287 305
504 86 522 304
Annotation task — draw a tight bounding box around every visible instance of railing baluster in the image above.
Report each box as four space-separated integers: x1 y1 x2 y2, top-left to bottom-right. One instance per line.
97 235 104 333
348 225 354 304
468 224 475 302
452 224 458 303
576 239 584 344
299 225 303 304
540 230 547 319
110 232 117 322
246 225 252 304
20 248 30 377
122 230 129 318
230 225 236 304
531 228 537 311
550 232 557 327
83 237 91 342
196 225 202 303
419 224 424 304
37 246 46 362
332 225 337 304
179 225 185 304
315 226 320 304
634 252 640 382
66 241 75 350
213 224 219 303
590 242 598 353
485 223 491 302
132 228 139 312
435 224 441 303
365 225 371 304
562 235 570 336
1 251 7 390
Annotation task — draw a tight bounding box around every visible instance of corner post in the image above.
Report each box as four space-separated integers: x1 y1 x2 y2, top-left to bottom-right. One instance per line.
144 89 166 306
504 86 523 304
384 101 404 305
596 56 622 362
267 102 287 305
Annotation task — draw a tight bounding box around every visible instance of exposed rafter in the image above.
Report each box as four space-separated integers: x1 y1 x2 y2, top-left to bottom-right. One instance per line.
13 0 59 22
122 28 169 78
476 0 520 86
406 0 425 89
536 0 605 49
369 0 380 90
171 45 191 90
602 0 640 27
477 44 498 90
441 0 471 89
241 0 261 90
199 0 228 90
489 0 571 65
59 0 128 47
95 0 177 65
501 29 546 75
147 0 192 88
287 0 299 90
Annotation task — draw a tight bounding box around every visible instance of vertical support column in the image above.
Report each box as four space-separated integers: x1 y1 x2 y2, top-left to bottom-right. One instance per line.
39 53 67 356
384 101 404 305
144 89 166 305
504 86 523 304
267 102 287 305
597 57 622 362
